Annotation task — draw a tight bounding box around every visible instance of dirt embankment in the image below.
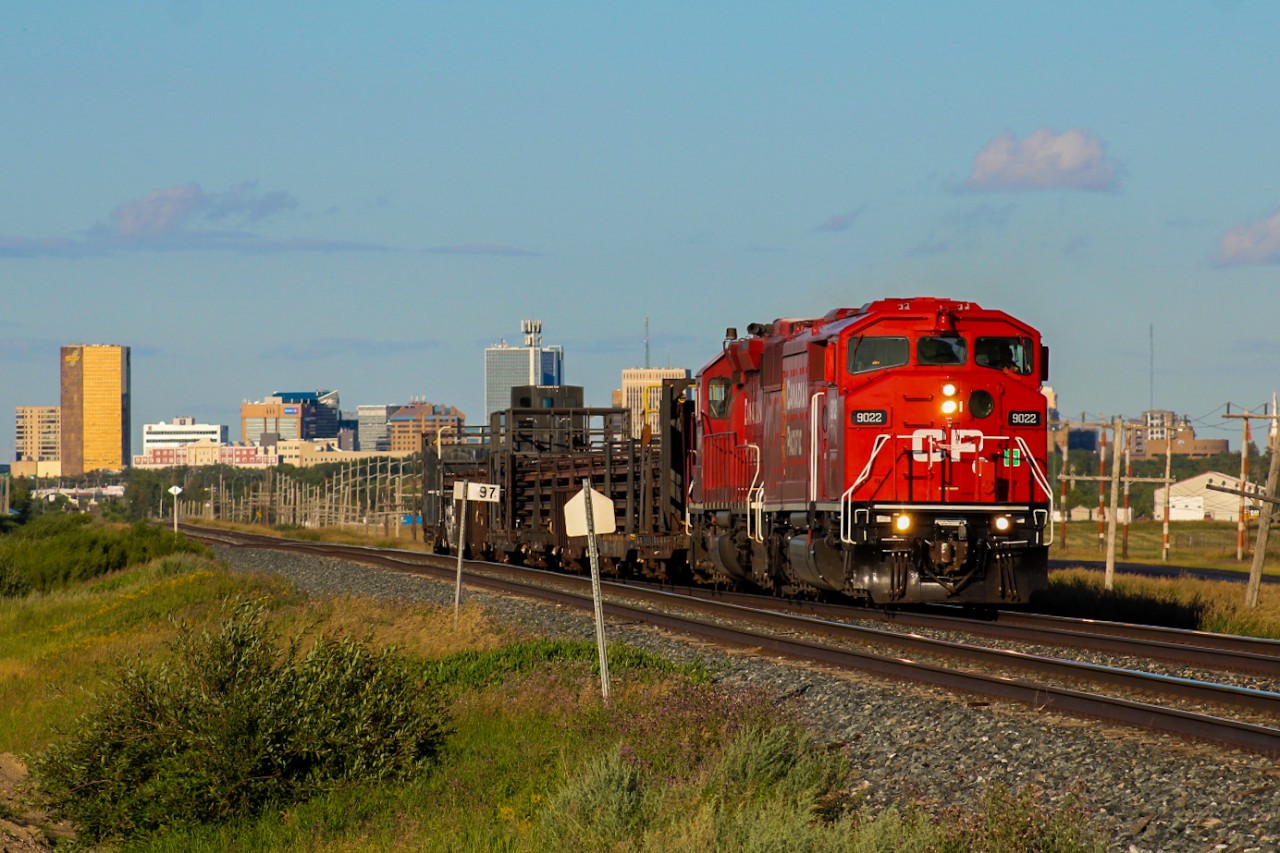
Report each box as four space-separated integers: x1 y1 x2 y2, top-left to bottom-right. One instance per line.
0 753 68 853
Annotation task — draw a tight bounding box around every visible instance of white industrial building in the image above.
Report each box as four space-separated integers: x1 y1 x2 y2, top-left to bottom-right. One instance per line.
141 417 228 454
1153 472 1263 522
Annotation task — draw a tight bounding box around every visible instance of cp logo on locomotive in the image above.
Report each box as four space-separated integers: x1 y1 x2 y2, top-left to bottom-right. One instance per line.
910 428 985 462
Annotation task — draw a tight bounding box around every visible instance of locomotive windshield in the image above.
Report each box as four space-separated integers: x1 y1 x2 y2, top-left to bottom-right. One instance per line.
848 336 909 374
916 335 966 366
974 336 1034 375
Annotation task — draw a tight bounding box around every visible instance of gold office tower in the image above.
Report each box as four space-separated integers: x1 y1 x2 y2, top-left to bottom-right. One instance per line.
60 345 131 476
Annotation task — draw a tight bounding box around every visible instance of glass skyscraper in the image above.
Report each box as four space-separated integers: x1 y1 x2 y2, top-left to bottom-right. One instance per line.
484 320 564 419
60 344 131 475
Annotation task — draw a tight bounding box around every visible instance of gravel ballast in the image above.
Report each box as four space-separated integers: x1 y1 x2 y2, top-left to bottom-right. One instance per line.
215 544 1280 853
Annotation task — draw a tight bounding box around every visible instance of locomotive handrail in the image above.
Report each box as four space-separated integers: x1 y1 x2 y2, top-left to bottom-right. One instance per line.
839 432 1054 545
840 433 891 543
745 443 763 543
684 448 696 534
1015 436 1055 545
809 390 826 503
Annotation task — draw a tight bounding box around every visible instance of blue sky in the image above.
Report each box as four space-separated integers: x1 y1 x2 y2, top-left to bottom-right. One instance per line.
4 1 1279 461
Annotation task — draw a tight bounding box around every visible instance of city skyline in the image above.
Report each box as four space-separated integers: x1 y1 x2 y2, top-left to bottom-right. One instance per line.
5 3 1280 461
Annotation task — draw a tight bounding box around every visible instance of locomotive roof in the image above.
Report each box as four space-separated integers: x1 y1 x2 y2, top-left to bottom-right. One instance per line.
697 297 1042 378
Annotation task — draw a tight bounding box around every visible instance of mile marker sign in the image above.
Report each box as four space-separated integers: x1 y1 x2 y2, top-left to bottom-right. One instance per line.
453 481 501 502
563 488 616 538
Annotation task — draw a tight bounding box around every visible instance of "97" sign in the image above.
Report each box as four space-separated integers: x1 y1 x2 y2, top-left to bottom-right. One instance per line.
453 482 502 502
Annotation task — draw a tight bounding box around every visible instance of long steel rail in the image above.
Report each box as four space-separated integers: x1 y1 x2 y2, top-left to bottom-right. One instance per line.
183 525 1280 754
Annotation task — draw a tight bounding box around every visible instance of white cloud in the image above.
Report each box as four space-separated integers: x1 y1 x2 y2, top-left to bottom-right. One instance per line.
965 128 1119 192
1216 210 1280 267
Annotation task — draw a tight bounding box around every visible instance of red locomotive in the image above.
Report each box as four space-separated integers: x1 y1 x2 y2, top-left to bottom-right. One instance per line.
433 296 1052 606
689 297 1052 603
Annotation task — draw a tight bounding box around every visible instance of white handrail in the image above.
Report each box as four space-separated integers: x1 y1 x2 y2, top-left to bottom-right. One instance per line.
1015 437 1055 545
809 390 826 503
840 434 891 542
743 443 763 543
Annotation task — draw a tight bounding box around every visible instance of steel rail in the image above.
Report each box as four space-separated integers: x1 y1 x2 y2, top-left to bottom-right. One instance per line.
185 525 1280 754
654 589 1280 679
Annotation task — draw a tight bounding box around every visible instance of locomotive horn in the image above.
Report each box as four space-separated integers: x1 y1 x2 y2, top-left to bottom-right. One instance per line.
746 322 772 337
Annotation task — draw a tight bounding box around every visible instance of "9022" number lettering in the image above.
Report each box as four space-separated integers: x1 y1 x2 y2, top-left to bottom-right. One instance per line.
1008 411 1041 426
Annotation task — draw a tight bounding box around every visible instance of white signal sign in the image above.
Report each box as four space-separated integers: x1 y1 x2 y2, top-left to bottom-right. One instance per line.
563 488 617 538
453 481 501 503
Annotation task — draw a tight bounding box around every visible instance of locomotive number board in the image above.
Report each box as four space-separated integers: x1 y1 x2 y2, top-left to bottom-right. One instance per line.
850 409 888 425
1007 411 1042 426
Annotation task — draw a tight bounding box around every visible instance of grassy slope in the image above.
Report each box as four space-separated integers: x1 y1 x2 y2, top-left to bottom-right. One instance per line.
1 545 1112 851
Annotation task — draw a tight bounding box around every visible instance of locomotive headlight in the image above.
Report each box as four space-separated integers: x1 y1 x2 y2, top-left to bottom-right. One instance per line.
993 515 1012 533
940 383 959 415
894 514 912 533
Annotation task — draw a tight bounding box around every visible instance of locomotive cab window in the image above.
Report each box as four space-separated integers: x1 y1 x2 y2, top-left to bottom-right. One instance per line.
847 336 909 374
707 377 732 419
916 335 966 366
974 336 1033 375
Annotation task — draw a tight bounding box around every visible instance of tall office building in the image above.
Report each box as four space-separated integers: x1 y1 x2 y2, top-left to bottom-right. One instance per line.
60 344 131 476
15 406 61 462
484 319 564 419
356 404 397 451
274 390 340 438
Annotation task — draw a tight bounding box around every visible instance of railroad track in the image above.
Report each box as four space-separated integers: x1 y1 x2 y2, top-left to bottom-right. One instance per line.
184 524 1280 755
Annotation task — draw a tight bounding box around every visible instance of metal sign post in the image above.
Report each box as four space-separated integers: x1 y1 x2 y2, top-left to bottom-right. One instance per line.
454 481 468 626
565 479 616 701
168 485 183 533
450 481 502 626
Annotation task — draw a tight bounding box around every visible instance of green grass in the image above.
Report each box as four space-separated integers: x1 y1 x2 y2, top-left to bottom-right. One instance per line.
1050 519 1280 571
1 521 1106 852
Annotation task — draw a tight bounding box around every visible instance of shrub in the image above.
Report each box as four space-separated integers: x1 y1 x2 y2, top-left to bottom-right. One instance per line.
701 725 846 808
32 601 448 844
538 747 657 849
0 516 205 596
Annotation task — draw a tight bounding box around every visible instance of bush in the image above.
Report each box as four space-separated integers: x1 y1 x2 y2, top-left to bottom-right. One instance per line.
32 601 448 844
0 516 205 596
538 747 657 849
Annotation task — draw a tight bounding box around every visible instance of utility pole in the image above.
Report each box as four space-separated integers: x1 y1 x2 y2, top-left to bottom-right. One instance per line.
1058 416 1174 585
1249 395 1280 607
1161 433 1173 561
1104 417 1124 589
1224 404 1266 561
1217 395 1280 607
